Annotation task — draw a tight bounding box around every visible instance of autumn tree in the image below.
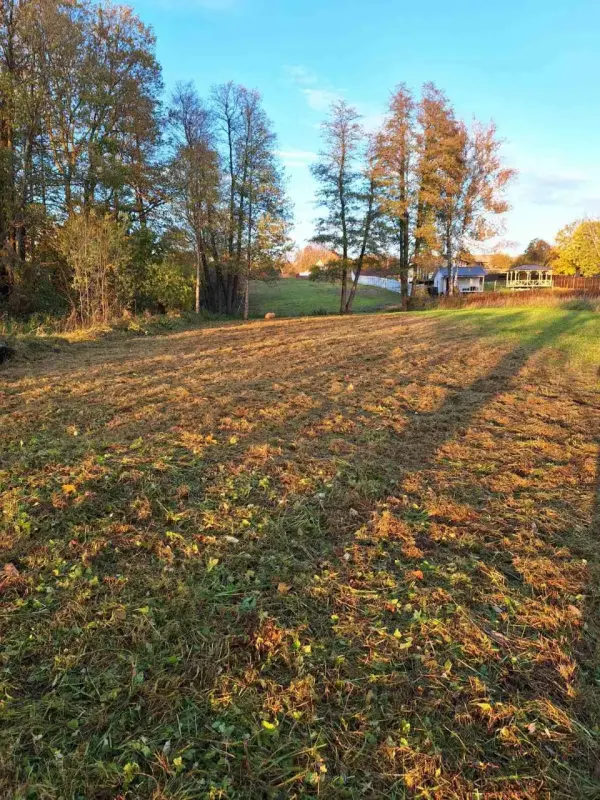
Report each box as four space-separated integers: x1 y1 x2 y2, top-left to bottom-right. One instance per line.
487 252 513 272
553 220 600 276
513 238 555 267
414 84 514 293
375 84 415 308
288 244 337 276
0 0 163 311
169 82 290 315
311 100 380 314
168 82 219 313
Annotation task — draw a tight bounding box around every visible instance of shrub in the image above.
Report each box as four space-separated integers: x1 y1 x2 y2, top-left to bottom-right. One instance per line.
142 259 194 312
57 212 131 326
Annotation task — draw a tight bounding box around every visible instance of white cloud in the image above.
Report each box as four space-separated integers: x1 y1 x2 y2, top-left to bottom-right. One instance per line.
283 65 318 87
301 88 342 112
518 171 588 207
277 149 318 168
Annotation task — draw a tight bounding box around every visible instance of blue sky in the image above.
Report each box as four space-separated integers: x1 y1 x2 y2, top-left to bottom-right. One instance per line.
131 0 600 254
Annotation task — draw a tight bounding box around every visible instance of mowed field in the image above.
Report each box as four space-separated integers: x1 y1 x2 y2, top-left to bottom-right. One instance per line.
1 307 600 799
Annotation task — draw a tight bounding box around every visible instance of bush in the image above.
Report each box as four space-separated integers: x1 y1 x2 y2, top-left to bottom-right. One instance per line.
57 212 131 326
142 259 194 312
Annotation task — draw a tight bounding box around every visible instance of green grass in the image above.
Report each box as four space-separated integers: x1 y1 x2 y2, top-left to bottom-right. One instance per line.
248 278 401 317
1 306 599 798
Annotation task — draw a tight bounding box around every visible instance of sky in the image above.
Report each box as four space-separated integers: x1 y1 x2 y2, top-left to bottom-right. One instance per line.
130 0 600 255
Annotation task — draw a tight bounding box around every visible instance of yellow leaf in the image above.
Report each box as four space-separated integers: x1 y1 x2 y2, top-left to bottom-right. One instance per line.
62 484 77 494
277 582 291 595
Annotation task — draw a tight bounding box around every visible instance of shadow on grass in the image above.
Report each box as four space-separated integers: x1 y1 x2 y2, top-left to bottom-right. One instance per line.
1 307 599 797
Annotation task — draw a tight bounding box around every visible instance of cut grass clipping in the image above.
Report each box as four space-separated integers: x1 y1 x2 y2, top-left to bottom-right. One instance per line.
1 306 600 798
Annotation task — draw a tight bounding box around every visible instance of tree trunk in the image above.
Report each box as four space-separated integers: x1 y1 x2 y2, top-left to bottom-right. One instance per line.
195 244 201 314
400 270 409 311
339 264 347 314
445 224 453 295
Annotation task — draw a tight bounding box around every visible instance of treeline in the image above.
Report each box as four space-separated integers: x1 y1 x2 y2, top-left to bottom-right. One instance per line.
0 0 290 322
310 85 514 311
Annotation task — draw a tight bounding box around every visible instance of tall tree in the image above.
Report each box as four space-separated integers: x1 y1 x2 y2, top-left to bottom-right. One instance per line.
311 100 379 314
169 82 219 313
169 82 290 315
415 84 514 293
375 84 415 309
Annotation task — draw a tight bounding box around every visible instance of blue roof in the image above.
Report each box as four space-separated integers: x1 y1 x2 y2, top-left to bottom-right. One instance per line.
435 265 487 278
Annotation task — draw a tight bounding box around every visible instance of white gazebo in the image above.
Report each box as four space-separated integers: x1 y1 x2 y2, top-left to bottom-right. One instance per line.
506 265 553 290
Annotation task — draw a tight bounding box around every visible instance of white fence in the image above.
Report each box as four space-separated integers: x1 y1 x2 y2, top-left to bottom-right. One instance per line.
352 273 412 295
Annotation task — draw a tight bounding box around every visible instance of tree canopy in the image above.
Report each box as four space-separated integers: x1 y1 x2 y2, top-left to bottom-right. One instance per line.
553 220 600 276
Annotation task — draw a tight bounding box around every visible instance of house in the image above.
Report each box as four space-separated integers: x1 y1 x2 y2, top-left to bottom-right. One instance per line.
506 265 553 290
432 265 486 294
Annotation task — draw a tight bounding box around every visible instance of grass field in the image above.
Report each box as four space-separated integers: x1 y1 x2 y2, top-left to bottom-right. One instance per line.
248 278 401 317
1 307 600 798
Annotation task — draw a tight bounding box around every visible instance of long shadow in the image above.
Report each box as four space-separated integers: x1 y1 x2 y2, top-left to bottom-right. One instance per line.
1 308 596 797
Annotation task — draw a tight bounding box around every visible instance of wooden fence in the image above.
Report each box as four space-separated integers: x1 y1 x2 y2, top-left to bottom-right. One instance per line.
553 274 600 292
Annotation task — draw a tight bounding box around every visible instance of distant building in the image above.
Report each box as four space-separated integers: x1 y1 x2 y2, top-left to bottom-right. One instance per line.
506 265 553 290
432 265 486 294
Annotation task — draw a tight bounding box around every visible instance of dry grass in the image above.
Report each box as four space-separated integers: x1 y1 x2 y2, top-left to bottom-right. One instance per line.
425 289 600 311
1 308 599 799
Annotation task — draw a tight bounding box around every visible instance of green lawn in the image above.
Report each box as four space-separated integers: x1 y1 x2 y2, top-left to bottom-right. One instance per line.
248 278 401 317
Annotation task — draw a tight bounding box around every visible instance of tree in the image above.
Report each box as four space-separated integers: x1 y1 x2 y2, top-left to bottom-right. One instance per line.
311 100 379 314
375 84 415 309
0 0 163 312
487 252 513 272
287 244 337 276
415 84 514 293
169 82 219 313
513 238 555 267
553 220 600 276
168 82 290 315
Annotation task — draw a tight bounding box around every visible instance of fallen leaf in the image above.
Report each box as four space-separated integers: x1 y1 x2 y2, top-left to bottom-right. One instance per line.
277 582 291 595
62 484 77 494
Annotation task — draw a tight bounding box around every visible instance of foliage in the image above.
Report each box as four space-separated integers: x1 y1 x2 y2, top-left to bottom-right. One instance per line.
553 219 600 276
168 81 292 315
287 244 338 276
311 101 381 313
142 258 194 312
486 252 513 272
56 212 131 325
513 238 556 267
1 308 599 797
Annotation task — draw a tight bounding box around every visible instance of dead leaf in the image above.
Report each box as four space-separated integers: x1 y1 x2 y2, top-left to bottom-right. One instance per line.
277 582 291 595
